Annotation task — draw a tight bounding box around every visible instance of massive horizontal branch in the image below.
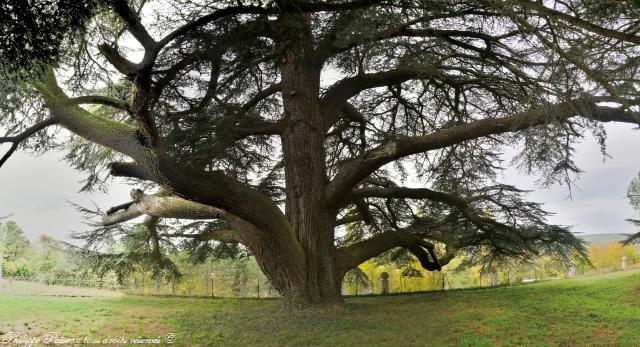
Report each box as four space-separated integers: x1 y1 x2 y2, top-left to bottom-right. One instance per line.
336 230 452 274
34 69 293 243
167 229 238 243
320 66 481 131
101 190 227 226
108 162 153 181
326 98 640 206
67 95 130 112
33 69 152 162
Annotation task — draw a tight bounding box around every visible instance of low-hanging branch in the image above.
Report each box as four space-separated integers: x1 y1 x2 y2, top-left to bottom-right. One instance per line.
345 183 564 255
101 189 227 226
337 229 455 273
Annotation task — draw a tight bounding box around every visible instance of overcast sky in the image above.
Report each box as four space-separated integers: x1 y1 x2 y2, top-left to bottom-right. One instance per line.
501 123 640 237
0 122 639 243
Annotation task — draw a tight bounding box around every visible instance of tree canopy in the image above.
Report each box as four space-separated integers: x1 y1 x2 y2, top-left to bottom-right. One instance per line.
0 221 30 262
1 0 639 307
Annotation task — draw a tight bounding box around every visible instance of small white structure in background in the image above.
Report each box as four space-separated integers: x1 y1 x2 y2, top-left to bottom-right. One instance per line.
481 266 499 287
490 270 499 287
380 272 390 295
566 263 576 278
621 255 628 271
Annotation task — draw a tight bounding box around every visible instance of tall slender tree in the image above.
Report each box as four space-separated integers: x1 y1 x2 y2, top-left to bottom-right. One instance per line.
1 0 640 307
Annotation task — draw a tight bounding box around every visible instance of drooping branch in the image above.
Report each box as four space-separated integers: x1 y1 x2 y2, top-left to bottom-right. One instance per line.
0 118 58 167
336 230 453 274
152 20 276 116
142 215 162 263
624 219 640 245
326 97 640 206
347 184 541 250
153 39 228 99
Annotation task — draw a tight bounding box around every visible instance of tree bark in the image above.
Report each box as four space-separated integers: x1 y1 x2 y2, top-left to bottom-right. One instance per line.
274 14 343 307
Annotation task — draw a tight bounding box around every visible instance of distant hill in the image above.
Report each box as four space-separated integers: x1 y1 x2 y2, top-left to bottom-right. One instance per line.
578 233 638 248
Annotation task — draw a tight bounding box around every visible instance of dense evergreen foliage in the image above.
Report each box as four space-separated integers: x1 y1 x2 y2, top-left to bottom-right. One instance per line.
0 0 106 79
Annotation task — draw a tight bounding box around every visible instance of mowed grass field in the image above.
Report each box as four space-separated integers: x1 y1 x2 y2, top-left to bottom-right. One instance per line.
2 270 640 346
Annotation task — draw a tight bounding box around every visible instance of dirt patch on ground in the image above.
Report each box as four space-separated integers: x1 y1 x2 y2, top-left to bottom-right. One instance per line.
625 286 640 305
0 280 122 297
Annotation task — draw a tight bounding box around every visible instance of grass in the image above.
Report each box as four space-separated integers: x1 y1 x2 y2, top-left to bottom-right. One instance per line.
1 270 640 346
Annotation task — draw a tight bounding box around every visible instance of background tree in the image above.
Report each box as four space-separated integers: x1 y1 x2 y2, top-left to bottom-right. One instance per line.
0 221 30 262
0 221 31 279
588 241 639 271
627 171 640 243
1 0 640 307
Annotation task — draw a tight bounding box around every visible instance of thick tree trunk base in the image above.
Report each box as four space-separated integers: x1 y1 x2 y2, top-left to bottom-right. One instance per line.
283 286 345 309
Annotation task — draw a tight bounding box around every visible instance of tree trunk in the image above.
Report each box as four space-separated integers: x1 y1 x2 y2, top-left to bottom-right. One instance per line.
274 36 344 307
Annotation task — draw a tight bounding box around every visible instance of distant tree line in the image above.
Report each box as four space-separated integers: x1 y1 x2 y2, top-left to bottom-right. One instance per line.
0 221 77 278
2 220 638 296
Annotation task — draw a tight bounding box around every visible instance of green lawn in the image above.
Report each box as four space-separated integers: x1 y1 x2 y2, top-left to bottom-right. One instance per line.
2 270 640 346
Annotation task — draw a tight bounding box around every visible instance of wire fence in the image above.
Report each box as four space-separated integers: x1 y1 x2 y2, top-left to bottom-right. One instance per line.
2 261 639 298
117 271 279 298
